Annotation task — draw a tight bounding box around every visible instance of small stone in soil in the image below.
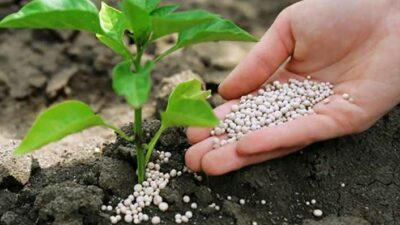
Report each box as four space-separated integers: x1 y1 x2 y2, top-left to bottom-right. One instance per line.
239 199 246 205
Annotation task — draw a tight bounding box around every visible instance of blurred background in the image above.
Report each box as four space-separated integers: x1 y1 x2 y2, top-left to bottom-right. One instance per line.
0 0 297 166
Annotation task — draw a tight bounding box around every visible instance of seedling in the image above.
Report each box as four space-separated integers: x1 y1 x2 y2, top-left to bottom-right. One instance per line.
0 0 257 183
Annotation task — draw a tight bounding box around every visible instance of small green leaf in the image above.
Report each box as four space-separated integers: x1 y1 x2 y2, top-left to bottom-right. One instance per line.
0 0 102 34
97 2 130 59
121 0 151 41
112 61 154 108
14 101 108 155
151 4 179 16
151 10 219 39
146 0 161 12
161 79 219 128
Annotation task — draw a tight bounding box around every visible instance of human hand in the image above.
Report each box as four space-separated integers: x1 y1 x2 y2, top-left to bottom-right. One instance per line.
185 0 400 175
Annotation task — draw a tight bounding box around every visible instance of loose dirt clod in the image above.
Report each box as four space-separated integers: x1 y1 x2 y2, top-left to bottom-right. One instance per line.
211 79 334 147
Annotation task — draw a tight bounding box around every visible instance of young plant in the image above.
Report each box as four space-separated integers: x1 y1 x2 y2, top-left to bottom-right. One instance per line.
0 0 257 183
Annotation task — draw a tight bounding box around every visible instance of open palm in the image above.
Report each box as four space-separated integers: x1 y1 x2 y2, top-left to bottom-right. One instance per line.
185 0 400 175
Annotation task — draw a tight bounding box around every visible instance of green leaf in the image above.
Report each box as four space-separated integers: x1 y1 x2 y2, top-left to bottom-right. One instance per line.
161 79 219 128
0 0 102 34
146 0 161 12
151 10 219 39
157 19 258 61
14 101 108 155
151 4 179 16
112 61 154 108
97 2 130 59
176 19 258 47
121 0 151 40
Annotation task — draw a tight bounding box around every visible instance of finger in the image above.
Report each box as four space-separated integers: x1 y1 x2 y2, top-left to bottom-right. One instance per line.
219 8 295 100
201 145 302 176
186 100 239 144
185 136 219 172
236 113 342 155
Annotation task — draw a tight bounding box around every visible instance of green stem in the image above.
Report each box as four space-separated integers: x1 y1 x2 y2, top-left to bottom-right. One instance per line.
154 46 179 63
104 124 133 142
134 108 145 183
145 124 166 164
134 44 144 71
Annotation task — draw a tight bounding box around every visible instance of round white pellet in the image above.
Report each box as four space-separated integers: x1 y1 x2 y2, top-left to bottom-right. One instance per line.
158 202 169 211
181 215 189 223
110 216 118 224
151 216 161 224
124 214 133 223
107 205 113 211
313 209 323 217
191 202 198 209
311 199 316 204
183 195 191 203
147 162 155 169
185 211 193 218
101 205 107 211
239 199 245 205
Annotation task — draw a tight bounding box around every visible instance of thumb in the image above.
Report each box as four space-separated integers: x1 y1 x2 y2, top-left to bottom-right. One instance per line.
219 7 295 100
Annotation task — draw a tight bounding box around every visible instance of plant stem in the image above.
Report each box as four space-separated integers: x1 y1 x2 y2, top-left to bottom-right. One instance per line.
104 124 133 142
145 124 166 164
134 108 145 183
134 45 144 70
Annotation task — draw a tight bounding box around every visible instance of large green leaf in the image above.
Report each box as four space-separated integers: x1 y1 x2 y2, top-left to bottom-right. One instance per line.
157 18 258 61
14 101 108 155
96 2 130 59
150 4 179 16
0 0 102 34
176 19 258 47
121 0 151 41
151 10 219 39
112 61 154 108
161 79 219 128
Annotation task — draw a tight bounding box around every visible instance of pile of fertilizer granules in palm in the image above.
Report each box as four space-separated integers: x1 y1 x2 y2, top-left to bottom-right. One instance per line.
211 78 336 148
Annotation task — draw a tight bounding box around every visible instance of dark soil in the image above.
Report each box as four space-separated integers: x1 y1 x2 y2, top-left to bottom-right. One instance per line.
1 0 399 225
1 105 399 225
